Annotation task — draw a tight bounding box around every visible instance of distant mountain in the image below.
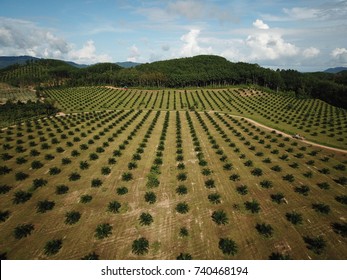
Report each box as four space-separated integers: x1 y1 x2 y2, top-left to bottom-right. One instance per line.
0 56 89 69
0 56 40 69
65 61 88 69
0 56 141 69
324 67 347 73
116 61 142 68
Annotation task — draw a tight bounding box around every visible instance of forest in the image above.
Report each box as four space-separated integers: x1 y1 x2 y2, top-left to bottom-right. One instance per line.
1 55 347 108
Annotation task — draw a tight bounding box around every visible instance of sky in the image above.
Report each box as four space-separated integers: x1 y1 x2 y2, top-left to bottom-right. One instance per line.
0 0 346 71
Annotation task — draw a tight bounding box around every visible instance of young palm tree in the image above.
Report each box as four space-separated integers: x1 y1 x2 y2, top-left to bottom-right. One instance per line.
271 193 285 204
116 187 128 195
175 202 189 214
208 193 221 204
236 185 248 195
80 194 92 203
285 211 303 225
331 222 347 237
177 163 185 170
260 180 273 189
107 201 121 213
177 172 187 181
335 195 347 205
128 162 137 170
294 185 310 196
244 200 261 213
32 178 48 190
49 167 61 175
176 185 188 195
303 235 326 255
65 211 81 225
255 223 274 237
15 172 29 181
139 212 153 226
69 172 81 181
223 163 233 170
204 179 215 189
61 157 72 165
12 190 32 204
0 165 12 175
79 161 90 170
36 200 55 213
144 191 156 204
44 239 62 256
0 210 10 222
251 168 263 176
283 174 295 182
91 178 103 188
218 238 238 256
122 172 133 181
0 184 12 194
31 160 44 169
312 203 330 214
271 165 282 172
132 237 149 255
101 167 111 175
211 210 228 225
55 185 69 195
179 227 189 237
229 173 240 181
201 168 212 176
13 223 34 239
94 223 112 239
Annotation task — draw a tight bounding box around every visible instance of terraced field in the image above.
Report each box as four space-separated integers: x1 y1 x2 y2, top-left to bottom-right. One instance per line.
46 87 347 150
0 86 346 260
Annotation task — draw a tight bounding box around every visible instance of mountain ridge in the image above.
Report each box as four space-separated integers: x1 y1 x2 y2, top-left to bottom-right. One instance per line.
0 56 141 69
324 67 347 73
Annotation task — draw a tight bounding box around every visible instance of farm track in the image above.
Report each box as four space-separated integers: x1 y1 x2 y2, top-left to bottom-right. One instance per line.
221 113 347 154
53 109 347 153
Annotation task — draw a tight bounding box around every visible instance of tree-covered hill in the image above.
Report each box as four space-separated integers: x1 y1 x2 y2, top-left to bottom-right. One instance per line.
1 55 346 108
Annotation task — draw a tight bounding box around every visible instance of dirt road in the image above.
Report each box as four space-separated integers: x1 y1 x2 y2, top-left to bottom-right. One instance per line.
228 114 347 154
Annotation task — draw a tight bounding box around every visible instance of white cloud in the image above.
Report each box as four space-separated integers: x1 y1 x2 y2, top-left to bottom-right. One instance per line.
0 17 69 58
303 47 320 58
246 31 299 60
0 17 111 64
69 40 111 64
331 48 347 64
127 45 140 62
253 19 269 30
179 29 213 57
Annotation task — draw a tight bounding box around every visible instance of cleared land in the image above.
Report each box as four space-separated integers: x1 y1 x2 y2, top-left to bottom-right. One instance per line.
0 87 346 260
45 87 347 150
0 83 37 104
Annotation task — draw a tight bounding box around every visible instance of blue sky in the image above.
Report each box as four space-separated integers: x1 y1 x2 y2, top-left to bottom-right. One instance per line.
0 0 346 71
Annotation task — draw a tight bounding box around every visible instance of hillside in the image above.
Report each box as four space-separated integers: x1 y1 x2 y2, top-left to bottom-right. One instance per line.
1 55 347 108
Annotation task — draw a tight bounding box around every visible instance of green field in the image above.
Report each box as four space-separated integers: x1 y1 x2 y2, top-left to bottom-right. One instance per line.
45 87 347 150
0 86 346 260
